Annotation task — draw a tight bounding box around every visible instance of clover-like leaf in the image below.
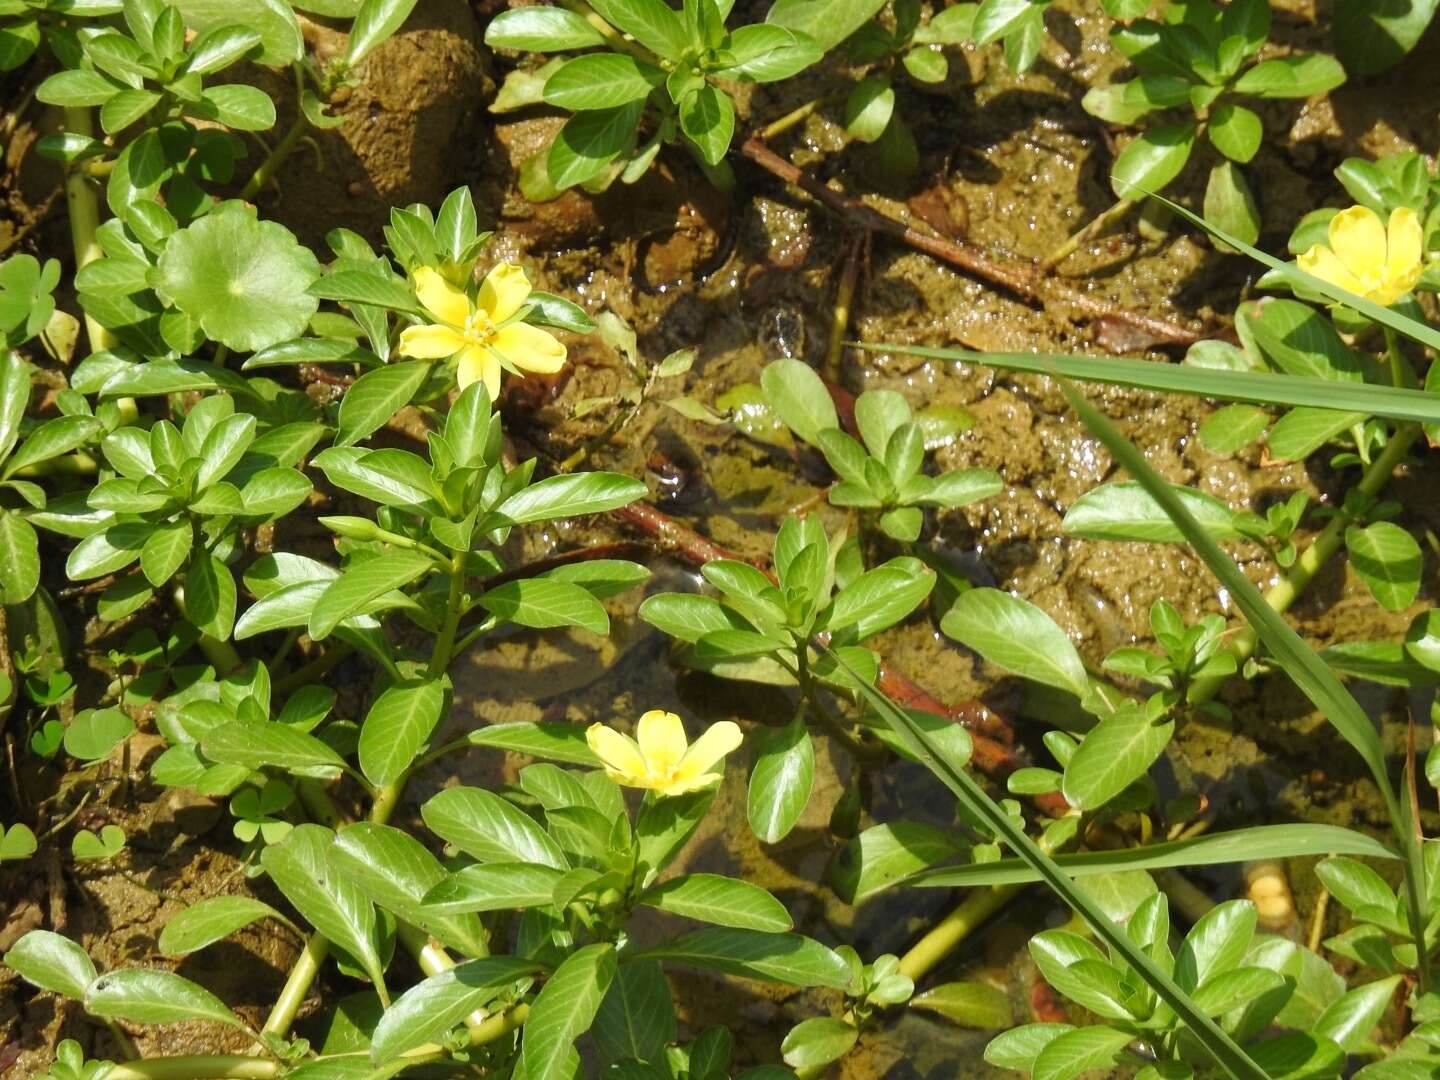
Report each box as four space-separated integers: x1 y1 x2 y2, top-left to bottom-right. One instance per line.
154 203 320 351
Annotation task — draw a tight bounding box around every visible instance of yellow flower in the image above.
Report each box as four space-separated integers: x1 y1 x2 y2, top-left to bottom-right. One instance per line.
397 263 567 398
1297 205 1424 307
586 711 743 798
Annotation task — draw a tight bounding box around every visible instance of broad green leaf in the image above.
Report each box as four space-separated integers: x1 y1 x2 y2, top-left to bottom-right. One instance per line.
1032 1026 1135 1080
484 7 608 50
0 511 39 603
824 560 934 640
421 786 569 870
202 717 348 778
1336 0 1439 74
634 928 850 988
1207 105 1262 164
335 360 432 447
1233 54 1346 98
911 981 1014 1028
587 0 689 59
64 707 135 763
1312 975 1402 1053
1346 522 1422 612
547 102 646 191
0 823 37 862
781 1017 857 1070
593 960 675 1066
4 414 101 478
940 588 1089 699
309 550 434 640
358 678 444 787
154 203 319 351
765 0 887 51
1111 122 1196 198
261 825 387 996
641 874 791 932
1064 481 1244 543
346 0 419 65
422 863 568 914
831 821 967 903
478 578 609 636
678 84 734 166
1177 900 1257 992
370 957 538 1063
1062 707 1174 811
159 897 290 957
85 969 249 1031
544 54 664 110
713 24 819 82
3 930 98 1000
330 822 488 957
493 471 646 525
463 722 600 766
746 717 813 844
760 359 837 447
522 943 616 1080
173 0 301 66
1203 161 1261 249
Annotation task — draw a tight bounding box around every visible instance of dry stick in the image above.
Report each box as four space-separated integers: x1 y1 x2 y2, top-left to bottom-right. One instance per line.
607 501 1067 816
737 134 1210 349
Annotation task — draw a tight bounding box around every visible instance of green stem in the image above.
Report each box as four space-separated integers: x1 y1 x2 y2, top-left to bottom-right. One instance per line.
240 114 307 201
273 643 354 697
1188 422 1421 705
895 881 1020 984
427 554 467 679
105 1058 279 1080
1041 196 1137 273
260 933 329 1038
61 106 115 355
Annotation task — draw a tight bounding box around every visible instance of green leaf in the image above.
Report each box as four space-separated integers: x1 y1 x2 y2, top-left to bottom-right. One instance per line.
824 560 934 641
852 343 1440 425
185 552 237 641
712 24 819 82
173 0 301 66
1032 1026 1134 1080
0 511 39 604
1062 708 1174 811
911 981 1014 1028
184 24 263 74
462 722 600 766
346 0 419 65
544 54 664 110
1233 54 1347 98
940 588 1089 699
86 969 249 1031
3 930 98 1000
1199 404 1270 454
831 821 967 903
1111 121 1196 198
1346 523 1422 612
588 0 690 59
1335 0 1439 74
421 786 569 870
781 1017 857 1070
358 678 444 787
747 717 814 844
484 7 608 50
421 863 568 914
1314 976 1402 1052
478 579 609 636
547 102 646 191
1208 105 1263 163
159 897 290 957
912 824 1397 887
309 550 434 640
1063 481 1244 543
678 84 734 167
154 203 320 352
0 823 37 862
765 0 887 51
64 707 135 763
335 360 432 447
313 447 438 511
71 824 127 861
760 359 837 446
1204 161 1261 249
593 959 675 1066
1177 900 1256 992
202 717 348 778
522 943 617 1080
330 822 488 957
634 928 850 988
641 874 792 932
492 471 646 525
371 957 539 1063
194 84 275 131
261 825 388 996
37 69 122 107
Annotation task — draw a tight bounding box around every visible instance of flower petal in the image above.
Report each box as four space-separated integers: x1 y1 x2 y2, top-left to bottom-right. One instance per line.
491 322 568 374
657 770 724 797
457 346 501 400
399 323 468 359
1386 206 1423 285
1328 206 1386 279
587 724 647 780
1298 244 1364 297
672 720 743 786
413 267 471 328
479 263 532 324
636 710 688 774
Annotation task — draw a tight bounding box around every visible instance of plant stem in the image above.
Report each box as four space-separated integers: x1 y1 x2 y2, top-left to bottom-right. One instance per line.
260 933 329 1037
895 881 1020 984
61 106 116 355
273 643 355 697
761 97 824 140
105 1057 280 1080
1188 422 1421 705
240 115 308 201
1041 196 1137 273
427 554 467 680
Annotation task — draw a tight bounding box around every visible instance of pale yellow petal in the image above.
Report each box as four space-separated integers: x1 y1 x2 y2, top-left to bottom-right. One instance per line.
398 323 468 359
671 720 743 787
457 346 502 400
586 724 647 781
1298 244 1364 296
1328 206 1386 278
413 267 471 328
1386 206 1423 285
478 263 532 324
657 770 724 797
636 710 688 775
490 322 568 375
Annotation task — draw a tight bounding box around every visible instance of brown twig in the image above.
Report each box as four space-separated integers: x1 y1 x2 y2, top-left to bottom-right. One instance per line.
738 133 1211 350
609 499 1068 816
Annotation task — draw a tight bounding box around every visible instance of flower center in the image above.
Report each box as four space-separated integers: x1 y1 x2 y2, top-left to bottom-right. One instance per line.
462 309 496 346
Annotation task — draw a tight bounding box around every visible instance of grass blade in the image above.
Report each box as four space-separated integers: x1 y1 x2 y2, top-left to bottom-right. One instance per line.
825 646 1269 1080
851 345 1440 426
